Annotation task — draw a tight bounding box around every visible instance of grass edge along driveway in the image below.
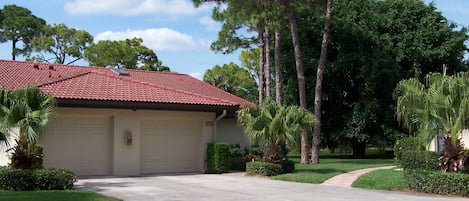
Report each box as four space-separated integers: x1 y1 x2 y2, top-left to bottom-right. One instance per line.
272 151 396 184
0 190 122 201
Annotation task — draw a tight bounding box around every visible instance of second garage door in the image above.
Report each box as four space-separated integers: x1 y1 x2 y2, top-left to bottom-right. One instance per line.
141 119 201 174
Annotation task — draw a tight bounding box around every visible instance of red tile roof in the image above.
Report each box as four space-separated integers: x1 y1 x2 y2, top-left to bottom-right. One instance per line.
0 60 253 108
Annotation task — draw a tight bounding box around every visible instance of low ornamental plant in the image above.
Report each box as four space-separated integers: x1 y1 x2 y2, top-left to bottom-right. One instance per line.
0 167 77 191
404 169 469 195
246 161 282 176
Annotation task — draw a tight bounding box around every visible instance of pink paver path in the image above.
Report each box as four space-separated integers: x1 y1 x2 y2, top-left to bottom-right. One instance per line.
321 166 396 188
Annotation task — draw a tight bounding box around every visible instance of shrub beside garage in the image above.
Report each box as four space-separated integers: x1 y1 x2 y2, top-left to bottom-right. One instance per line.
0 167 76 191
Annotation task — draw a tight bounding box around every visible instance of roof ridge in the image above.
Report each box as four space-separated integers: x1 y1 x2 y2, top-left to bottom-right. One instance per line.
92 70 240 106
37 70 92 88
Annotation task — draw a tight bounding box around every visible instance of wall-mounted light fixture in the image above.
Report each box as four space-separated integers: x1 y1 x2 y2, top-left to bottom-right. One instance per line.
125 131 132 146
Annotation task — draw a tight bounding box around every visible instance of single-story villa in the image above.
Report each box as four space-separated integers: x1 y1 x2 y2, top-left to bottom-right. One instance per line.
0 60 251 176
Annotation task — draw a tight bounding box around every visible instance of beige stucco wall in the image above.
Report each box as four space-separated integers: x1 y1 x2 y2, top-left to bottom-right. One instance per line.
215 118 250 149
40 107 215 176
0 128 18 166
428 129 469 152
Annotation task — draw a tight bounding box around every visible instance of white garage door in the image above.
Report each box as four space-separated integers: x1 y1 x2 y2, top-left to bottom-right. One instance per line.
141 119 201 174
41 116 113 176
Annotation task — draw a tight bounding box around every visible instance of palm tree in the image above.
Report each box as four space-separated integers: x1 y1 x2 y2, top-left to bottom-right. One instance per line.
237 100 314 163
0 85 56 169
394 72 469 172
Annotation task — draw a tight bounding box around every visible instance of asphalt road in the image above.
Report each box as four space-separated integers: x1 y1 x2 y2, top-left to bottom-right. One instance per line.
76 173 467 201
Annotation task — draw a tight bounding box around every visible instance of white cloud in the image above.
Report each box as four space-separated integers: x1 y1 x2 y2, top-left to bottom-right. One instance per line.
95 28 197 52
199 16 220 32
189 72 202 80
64 0 210 16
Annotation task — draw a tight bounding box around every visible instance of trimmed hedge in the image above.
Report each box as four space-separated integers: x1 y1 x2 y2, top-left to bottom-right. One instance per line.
206 142 230 174
400 150 439 171
246 161 282 176
0 167 76 191
405 169 469 195
394 137 424 162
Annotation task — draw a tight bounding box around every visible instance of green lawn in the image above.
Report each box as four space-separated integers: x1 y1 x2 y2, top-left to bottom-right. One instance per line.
272 149 396 184
0 190 122 201
352 169 405 190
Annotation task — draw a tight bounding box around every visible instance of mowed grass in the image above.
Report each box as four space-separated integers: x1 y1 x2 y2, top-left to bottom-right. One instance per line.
0 190 122 201
272 149 396 184
352 169 405 190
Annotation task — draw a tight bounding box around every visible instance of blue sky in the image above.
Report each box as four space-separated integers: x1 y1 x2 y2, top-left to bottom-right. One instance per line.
0 0 468 79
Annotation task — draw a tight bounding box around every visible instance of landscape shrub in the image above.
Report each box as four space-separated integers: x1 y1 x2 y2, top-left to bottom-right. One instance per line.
206 142 230 173
405 169 469 195
280 159 295 173
394 137 424 162
246 161 282 176
230 156 246 171
229 144 244 157
400 150 439 171
0 167 76 191
244 146 264 158
34 169 76 190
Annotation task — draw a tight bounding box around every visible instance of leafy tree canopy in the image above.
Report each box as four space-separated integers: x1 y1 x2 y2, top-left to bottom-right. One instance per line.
84 38 170 72
281 0 468 156
0 4 46 60
29 23 93 65
203 62 257 103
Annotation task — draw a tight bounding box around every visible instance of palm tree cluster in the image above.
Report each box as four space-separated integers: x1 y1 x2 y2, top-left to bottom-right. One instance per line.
394 73 469 172
0 85 55 169
237 100 314 163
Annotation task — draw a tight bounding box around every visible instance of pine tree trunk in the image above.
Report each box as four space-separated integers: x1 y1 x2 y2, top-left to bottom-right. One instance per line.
274 28 282 104
265 26 272 99
284 0 308 164
12 40 16 61
258 30 265 105
312 0 333 164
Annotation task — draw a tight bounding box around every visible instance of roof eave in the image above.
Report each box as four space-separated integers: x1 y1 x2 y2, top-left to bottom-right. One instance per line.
56 98 241 115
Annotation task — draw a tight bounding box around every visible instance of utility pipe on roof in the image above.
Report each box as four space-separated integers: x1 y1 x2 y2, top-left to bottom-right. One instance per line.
212 110 227 141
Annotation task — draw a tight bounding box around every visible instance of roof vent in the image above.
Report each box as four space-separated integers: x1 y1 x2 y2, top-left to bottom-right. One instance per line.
33 64 39 69
110 67 130 76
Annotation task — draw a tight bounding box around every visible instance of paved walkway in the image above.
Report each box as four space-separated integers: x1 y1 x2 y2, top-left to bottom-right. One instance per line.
322 165 397 187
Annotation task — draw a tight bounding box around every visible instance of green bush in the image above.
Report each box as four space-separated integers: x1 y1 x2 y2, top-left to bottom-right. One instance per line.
246 161 282 176
230 157 246 171
405 169 469 195
280 159 295 173
0 167 76 191
206 142 230 174
244 146 264 158
400 150 439 171
394 137 424 162
229 144 244 157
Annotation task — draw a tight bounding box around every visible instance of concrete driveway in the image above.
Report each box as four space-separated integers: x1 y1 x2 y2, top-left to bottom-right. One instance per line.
75 173 467 201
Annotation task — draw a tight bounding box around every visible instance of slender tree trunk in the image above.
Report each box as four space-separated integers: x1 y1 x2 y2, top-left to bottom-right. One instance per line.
284 0 308 164
258 30 265 105
265 26 272 99
12 40 16 61
275 28 282 104
312 0 333 164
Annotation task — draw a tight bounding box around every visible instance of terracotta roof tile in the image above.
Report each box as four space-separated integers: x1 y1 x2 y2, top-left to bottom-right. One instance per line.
0 60 253 107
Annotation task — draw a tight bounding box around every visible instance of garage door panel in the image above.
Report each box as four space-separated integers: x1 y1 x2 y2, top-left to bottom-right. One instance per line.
42 116 112 176
141 119 201 174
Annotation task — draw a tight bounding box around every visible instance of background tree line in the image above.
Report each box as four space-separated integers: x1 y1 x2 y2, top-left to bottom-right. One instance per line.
198 0 468 159
0 4 170 71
